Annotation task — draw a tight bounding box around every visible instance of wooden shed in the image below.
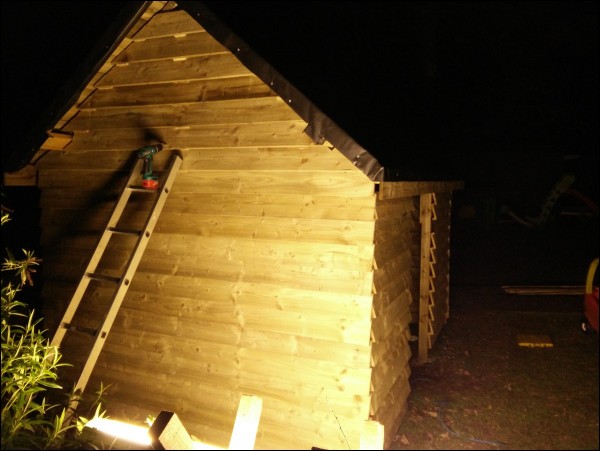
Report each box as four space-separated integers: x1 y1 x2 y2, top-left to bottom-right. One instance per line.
4 2 462 449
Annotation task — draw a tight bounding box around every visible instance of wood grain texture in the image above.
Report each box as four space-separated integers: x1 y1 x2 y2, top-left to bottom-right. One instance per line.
368 194 417 446
114 31 227 63
68 98 301 131
97 53 253 88
80 76 275 109
28 4 462 449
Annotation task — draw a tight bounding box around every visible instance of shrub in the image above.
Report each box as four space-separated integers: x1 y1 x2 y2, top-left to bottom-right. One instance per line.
1 210 106 449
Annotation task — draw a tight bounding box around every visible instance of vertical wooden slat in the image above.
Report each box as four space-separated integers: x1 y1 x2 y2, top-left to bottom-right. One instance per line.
359 420 384 450
228 395 263 450
418 193 432 364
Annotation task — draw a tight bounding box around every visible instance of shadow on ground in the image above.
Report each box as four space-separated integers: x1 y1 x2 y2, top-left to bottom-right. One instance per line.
390 214 599 450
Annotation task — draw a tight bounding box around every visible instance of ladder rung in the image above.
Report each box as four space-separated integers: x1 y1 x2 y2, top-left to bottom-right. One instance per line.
85 273 121 284
107 227 141 236
61 322 98 336
127 185 160 193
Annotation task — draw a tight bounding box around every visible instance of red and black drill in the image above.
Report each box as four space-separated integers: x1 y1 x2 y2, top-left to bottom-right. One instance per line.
137 144 163 190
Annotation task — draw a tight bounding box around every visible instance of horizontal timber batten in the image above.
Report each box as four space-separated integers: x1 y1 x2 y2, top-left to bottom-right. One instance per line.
114 31 227 63
42 233 374 270
80 76 275 109
44 247 374 296
38 170 373 196
62 121 314 150
41 208 375 245
96 53 253 88
67 98 301 130
96 335 372 406
133 10 207 41
80 317 373 393
45 277 373 323
37 148 361 172
39 190 376 220
105 323 371 370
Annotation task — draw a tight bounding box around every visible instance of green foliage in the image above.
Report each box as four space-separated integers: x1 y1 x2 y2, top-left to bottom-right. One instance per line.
1 210 107 449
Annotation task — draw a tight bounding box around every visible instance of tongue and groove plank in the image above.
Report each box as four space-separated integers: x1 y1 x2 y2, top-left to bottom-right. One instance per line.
133 9 207 40
38 169 374 197
81 76 275 109
67 98 300 130
39 191 376 221
37 147 359 172
114 31 227 63
64 121 313 150
97 53 253 88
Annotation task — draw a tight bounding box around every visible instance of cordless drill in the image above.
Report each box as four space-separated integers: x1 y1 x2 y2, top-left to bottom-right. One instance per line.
136 144 163 190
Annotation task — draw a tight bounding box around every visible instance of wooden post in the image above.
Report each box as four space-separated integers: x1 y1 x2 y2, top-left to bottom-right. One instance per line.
359 420 384 450
229 394 263 450
148 411 195 450
418 193 433 364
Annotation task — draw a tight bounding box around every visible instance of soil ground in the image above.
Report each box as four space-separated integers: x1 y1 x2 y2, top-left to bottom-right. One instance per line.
390 214 599 450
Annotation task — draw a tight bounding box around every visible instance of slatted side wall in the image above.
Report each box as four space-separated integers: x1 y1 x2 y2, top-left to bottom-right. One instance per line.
427 191 452 345
417 191 453 363
370 195 418 448
38 7 376 450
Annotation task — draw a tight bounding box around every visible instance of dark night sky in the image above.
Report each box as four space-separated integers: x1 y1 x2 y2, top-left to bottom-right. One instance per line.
1 1 598 199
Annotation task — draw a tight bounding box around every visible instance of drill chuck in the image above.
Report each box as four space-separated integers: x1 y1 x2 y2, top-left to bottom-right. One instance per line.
137 144 163 159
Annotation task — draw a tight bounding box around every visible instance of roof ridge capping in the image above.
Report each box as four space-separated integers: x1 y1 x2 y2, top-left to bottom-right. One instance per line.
181 1 385 182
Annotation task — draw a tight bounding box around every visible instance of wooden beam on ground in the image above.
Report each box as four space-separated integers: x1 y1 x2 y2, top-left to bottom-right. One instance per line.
229 394 263 450
502 285 585 295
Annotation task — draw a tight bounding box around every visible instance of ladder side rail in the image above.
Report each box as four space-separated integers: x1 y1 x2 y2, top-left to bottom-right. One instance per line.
51 159 145 347
71 154 182 401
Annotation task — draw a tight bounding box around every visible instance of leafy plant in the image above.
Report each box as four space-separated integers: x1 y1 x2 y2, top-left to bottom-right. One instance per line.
1 210 107 449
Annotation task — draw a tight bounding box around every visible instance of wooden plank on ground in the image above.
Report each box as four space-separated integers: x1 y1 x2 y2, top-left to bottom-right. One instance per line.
502 285 585 295
517 334 554 347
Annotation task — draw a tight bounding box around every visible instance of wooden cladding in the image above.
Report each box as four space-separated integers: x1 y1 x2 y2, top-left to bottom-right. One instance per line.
33 3 462 449
370 195 418 447
68 98 300 130
98 53 254 88
80 77 276 109
418 192 453 363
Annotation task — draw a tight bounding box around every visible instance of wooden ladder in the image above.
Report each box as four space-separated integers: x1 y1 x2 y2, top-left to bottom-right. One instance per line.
51 152 182 411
